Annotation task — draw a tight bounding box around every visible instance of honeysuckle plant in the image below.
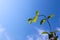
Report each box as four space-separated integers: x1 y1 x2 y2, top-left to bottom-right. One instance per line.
28 11 59 40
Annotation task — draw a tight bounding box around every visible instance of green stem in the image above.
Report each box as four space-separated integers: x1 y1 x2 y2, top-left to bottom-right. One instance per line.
38 15 52 32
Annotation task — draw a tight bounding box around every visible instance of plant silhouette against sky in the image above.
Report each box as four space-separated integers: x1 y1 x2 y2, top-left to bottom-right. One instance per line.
28 11 59 40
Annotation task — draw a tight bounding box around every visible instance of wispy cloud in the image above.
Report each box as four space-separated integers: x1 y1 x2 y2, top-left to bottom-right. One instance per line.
35 27 45 35
0 24 5 36
57 28 60 31
35 27 48 40
26 27 48 40
0 24 10 40
4 33 10 40
27 35 33 40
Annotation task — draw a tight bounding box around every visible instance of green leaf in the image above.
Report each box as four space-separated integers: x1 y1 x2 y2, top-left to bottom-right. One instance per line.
47 14 54 19
33 16 38 22
40 19 46 25
42 32 48 34
50 32 54 34
28 18 32 24
48 32 54 38
36 11 39 16
49 34 53 39
54 36 58 40
33 11 39 22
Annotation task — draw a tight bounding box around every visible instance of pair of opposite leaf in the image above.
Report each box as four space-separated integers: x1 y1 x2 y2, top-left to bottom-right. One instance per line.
42 30 59 34
40 14 54 25
28 11 54 25
28 11 39 24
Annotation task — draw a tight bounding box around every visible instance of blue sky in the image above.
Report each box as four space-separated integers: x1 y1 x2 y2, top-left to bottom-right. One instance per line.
0 0 60 40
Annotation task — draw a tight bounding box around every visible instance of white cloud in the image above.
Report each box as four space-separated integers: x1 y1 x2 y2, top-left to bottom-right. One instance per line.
36 36 42 40
0 24 5 37
4 33 10 40
0 24 5 33
35 27 45 35
57 28 60 31
27 35 33 40
35 27 48 40
26 27 48 40
0 24 10 40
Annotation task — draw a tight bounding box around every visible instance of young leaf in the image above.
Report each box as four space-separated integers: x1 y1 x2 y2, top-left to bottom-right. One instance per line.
36 11 39 16
42 32 48 34
50 32 54 34
47 14 54 19
33 16 38 22
54 36 58 40
33 11 39 22
49 34 53 39
28 18 32 24
40 19 46 25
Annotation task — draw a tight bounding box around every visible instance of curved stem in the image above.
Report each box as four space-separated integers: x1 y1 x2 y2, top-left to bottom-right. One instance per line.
47 19 52 32
38 15 52 32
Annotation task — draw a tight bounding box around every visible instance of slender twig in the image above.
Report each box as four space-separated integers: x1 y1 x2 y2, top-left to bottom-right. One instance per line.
38 15 52 32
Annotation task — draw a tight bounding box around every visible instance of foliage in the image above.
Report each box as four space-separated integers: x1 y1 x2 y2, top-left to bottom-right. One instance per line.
28 11 54 25
28 18 33 24
28 11 39 24
40 19 46 25
42 32 48 34
47 14 54 19
28 10 59 40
